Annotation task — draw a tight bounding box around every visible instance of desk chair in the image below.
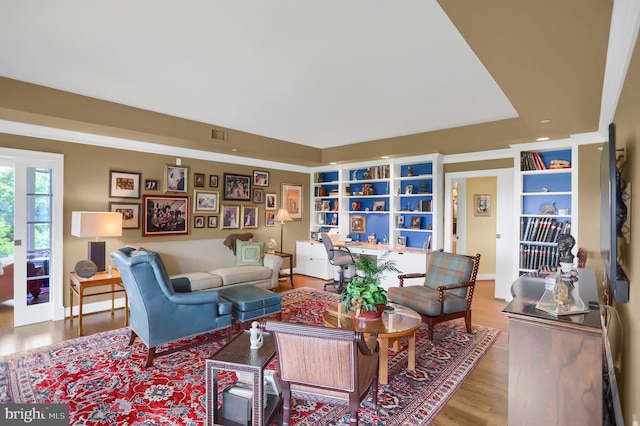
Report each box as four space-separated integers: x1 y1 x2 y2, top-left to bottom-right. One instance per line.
320 233 356 292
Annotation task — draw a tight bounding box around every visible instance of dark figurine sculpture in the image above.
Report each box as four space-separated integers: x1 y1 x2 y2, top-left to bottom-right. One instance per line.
557 233 575 264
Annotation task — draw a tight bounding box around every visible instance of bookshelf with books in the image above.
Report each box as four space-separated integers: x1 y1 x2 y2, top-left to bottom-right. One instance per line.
342 162 391 242
311 168 340 230
392 155 442 249
515 144 577 275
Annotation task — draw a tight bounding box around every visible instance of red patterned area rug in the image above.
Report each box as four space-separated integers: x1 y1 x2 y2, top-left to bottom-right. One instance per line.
0 287 499 425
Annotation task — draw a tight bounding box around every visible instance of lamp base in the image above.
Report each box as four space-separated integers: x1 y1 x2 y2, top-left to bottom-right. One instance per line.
88 241 106 272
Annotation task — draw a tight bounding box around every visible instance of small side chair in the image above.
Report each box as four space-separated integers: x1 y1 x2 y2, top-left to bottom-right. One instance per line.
388 250 480 341
263 320 379 426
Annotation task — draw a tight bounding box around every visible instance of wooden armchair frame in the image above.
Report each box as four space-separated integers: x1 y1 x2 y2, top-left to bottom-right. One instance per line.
395 250 481 341
263 320 379 426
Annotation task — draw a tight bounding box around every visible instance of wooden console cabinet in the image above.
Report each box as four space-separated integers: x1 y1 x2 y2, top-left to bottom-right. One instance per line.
503 269 603 425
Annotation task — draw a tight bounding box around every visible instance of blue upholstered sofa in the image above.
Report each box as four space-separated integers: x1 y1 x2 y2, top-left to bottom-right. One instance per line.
111 247 233 367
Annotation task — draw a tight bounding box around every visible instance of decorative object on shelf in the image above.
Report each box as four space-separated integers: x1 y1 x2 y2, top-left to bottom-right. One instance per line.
363 170 370 180
333 200 339 211
363 183 374 195
339 253 399 320
71 211 123 271
397 215 405 228
474 194 491 216
549 159 570 169
322 200 331 211
422 235 432 252
351 200 360 211
405 185 413 194
538 202 557 215
419 182 428 193
397 236 407 247
345 186 351 196
331 214 338 225
74 259 98 279
318 187 327 196
352 170 358 181
368 233 377 245
557 233 575 264
266 239 277 254
249 321 264 349
350 215 366 234
373 200 386 211
410 216 422 229
541 187 549 192
407 166 414 177
275 208 293 252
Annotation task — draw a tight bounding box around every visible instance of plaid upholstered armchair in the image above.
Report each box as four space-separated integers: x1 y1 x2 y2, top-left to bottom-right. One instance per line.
263 320 379 426
388 250 480 341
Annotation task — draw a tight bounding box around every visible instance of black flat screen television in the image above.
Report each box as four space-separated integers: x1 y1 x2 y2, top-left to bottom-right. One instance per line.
600 123 629 304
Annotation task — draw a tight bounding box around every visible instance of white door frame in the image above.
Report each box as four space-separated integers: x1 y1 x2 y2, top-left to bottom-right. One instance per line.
0 148 64 326
444 168 514 300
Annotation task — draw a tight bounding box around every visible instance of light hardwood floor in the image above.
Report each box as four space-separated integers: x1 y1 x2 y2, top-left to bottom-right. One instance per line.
0 275 509 425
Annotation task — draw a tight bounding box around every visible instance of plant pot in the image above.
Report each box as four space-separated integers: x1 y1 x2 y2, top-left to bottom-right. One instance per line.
355 303 385 320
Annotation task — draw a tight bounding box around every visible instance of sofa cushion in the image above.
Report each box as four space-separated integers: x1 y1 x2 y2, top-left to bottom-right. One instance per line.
211 266 271 285
169 272 223 291
235 241 265 266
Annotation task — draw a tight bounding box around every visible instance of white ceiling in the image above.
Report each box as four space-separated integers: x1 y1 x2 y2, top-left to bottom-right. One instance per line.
0 0 517 149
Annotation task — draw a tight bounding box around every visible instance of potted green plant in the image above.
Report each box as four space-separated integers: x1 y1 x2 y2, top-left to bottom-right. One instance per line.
339 253 400 319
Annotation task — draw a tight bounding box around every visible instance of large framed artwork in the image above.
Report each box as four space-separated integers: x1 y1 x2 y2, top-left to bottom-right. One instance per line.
109 202 141 229
164 165 188 193
143 195 189 236
109 171 141 199
281 183 303 220
193 190 219 213
223 173 251 201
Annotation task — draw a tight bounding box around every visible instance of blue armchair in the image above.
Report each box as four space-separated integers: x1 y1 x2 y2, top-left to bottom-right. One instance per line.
111 247 233 367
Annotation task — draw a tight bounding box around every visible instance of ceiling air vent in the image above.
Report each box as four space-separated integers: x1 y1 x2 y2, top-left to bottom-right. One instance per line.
210 129 227 141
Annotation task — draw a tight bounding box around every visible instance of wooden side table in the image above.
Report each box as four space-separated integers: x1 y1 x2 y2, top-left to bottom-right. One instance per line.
69 269 128 336
269 251 293 288
206 331 280 426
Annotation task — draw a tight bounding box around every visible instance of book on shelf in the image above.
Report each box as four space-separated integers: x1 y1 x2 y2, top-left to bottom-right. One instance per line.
520 217 572 242
520 151 550 171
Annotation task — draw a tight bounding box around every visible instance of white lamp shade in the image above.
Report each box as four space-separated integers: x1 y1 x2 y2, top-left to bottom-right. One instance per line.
274 208 292 223
71 211 123 238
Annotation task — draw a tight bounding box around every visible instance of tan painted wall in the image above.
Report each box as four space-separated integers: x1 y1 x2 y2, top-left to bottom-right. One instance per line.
465 177 497 275
0 133 310 307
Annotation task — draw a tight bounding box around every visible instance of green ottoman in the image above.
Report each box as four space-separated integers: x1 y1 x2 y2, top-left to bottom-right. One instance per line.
217 285 282 326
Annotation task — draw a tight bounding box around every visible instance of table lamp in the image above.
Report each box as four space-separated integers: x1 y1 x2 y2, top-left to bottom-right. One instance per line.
274 208 293 253
71 211 122 272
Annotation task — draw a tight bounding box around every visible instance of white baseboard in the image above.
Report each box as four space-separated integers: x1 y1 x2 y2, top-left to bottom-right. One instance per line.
476 273 495 281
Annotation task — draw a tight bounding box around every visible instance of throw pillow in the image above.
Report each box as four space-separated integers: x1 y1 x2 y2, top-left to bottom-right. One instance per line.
235 241 265 266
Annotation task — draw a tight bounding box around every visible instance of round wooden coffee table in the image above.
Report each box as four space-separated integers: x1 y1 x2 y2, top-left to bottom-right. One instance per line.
322 303 422 385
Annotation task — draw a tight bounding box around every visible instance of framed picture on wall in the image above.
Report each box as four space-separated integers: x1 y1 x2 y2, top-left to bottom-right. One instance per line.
223 173 251 200
474 194 491 216
109 170 141 198
209 174 219 188
265 193 277 210
253 188 264 204
143 195 189 236
193 190 219 213
144 179 159 191
194 215 205 228
241 205 258 229
350 215 366 234
194 173 206 188
164 165 188 193
208 216 218 228
265 211 275 227
109 202 141 229
221 205 240 229
253 170 269 187
282 183 303 220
